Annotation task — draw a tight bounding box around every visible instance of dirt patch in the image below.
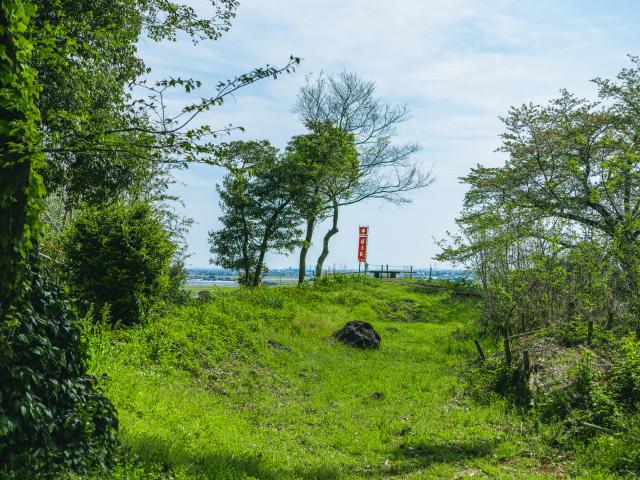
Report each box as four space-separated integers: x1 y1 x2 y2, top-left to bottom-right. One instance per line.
378 298 430 323
509 334 611 397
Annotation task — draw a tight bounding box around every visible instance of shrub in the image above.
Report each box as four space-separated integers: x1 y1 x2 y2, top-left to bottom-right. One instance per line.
63 201 176 325
314 273 376 287
165 258 191 305
552 319 615 348
577 414 640 475
609 338 640 410
0 269 118 478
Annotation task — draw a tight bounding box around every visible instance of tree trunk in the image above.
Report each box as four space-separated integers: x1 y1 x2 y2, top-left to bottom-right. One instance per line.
0 4 42 310
240 217 250 285
253 242 268 286
503 335 512 365
298 217 316 284
315 202 339 277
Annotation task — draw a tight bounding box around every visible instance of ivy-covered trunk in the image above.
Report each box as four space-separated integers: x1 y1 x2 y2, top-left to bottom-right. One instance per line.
0 0 42 310
0 2 117 476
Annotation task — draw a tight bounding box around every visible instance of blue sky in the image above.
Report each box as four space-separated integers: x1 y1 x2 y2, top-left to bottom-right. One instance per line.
139 0 640 269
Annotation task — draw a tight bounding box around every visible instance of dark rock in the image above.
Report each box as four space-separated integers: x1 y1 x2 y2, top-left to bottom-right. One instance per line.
333 321 381 349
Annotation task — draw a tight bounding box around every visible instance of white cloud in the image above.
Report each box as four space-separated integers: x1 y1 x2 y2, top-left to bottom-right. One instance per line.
141 0 640 267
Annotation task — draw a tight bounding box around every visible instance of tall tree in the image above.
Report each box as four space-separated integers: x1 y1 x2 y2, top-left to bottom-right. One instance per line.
1 1 298 474
1 2 117 476
286 121 359 283
295 71 433 274
209 141 303 286
32 0 299 216
440 57 640 338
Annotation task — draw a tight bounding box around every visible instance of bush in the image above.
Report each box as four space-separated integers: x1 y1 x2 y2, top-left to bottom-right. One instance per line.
577 415 640 475
0 269 118 478
165 258 191 305
63 201 176 325
314 273 376 287
552 319 615 348
609 338 640 410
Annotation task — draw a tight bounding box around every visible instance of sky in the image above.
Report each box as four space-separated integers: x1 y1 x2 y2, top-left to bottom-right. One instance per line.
138 0 640 269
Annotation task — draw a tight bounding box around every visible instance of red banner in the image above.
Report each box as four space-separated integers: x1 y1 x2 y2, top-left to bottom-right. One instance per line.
357 226 368 262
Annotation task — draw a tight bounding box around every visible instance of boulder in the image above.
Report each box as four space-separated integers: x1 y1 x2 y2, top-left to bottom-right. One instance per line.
333 321 381 349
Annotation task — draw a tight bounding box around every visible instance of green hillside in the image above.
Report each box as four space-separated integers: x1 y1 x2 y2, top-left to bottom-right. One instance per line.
84 278 578 479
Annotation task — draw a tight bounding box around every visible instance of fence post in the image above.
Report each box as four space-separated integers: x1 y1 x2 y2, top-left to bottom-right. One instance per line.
474 339 485 363
503 335 512 365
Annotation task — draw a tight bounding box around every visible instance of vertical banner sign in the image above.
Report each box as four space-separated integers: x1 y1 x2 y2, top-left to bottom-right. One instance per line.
357 226 368 262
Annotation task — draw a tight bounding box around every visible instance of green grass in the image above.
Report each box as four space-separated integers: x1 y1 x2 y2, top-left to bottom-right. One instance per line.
85 277 589 479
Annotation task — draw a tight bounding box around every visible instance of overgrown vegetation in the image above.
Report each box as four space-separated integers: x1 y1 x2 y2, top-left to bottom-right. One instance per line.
63 201 176 325
0 3 117 477
440 57 640 479
82 278 592 479
1 0 297 476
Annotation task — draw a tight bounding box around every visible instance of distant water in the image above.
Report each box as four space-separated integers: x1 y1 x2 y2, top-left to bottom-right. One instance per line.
186 280 239 287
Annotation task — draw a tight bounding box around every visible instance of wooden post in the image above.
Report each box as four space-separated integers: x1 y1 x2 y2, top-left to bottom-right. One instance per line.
429 265 433 282
503 336 512 365
607 306 615 330
474 339 485 363
522 349 532 409
587 319 594 346
523 349 531 376
409 266 413 279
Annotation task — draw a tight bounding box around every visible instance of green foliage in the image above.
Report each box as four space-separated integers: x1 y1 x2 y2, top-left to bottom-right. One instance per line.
165 258 191 305
1 3 117 477
538 353 618 436
577 415 640 475
609 338 640 410
0 269 118 478
63 201 176 324
33 0 299 213
313 272 377 287
0 0 44 300
286 120 359 220
209 141 304 286
440 58 640 340
80 281 571 479
552 320 615 349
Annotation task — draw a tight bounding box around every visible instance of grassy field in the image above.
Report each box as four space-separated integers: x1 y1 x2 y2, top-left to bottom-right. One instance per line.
85 277 594 479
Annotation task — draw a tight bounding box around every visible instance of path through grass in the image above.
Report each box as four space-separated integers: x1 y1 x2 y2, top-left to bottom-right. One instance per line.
87 278 570 479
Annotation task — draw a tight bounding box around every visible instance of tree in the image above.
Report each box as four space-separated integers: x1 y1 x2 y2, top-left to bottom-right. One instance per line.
1 1 297 474
439 57 640 338
32 0 299 218
209 141 303 286
285 121 359 283
295 71 433 274
63 201 176 324
1 2 117 476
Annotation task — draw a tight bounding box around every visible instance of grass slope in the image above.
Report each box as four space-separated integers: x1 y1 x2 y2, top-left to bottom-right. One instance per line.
86 277 577 479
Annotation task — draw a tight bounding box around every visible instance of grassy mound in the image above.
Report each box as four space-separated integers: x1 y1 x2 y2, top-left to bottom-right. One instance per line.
84 277 586 479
